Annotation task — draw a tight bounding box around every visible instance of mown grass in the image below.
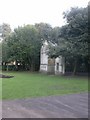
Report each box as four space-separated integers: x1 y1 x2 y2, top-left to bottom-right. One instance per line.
1 71 88 100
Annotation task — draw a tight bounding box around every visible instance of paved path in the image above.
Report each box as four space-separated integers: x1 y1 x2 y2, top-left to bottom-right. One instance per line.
2 93 88 118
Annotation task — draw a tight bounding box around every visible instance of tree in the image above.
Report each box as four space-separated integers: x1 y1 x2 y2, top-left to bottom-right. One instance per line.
0 23 12 69
49 6 88 74
0 43 2 70
7 25 41 71
0 23 11 41
50 27 61 43
35 23 52 41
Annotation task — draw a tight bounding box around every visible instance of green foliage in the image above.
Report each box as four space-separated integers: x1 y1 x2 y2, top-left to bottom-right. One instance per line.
62 7 88 57
0 23 11 65
35 23 52 41
50 27 60 43
49 6 88 74
0 43 2 62
2 41 9 63
7 25 41 71
0 23 11 40
1 23 53 71
1 6 88 74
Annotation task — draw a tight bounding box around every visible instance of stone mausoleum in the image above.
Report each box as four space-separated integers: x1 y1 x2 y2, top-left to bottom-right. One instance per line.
40 40 65 75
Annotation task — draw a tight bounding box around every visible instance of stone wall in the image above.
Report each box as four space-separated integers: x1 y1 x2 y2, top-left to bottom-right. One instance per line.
40 41 65 75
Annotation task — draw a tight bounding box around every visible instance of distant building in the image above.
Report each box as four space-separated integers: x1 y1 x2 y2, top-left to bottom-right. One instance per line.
40 40 65 75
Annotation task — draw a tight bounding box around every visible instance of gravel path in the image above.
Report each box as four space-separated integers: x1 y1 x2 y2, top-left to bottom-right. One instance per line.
2 93 88 118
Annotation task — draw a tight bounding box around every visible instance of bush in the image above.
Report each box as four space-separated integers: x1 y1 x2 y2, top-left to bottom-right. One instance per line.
2 65 16 71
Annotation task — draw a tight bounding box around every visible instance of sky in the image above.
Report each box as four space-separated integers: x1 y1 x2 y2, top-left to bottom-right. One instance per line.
0 0 89 30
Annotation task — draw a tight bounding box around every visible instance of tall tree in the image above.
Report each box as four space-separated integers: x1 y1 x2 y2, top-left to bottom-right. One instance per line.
49 6 88 74
7 25 41 71
35 23 52 41
1 23 12 68
0 23 11 40
50 27 61 43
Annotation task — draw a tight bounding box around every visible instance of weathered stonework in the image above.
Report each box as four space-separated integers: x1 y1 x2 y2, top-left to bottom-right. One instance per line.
40 41 65 75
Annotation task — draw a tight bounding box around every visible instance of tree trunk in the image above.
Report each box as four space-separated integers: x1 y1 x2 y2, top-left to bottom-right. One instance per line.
15 60 18 71
31 63 35 71
28 57 32 71
72 59 77 75
6 64 9 71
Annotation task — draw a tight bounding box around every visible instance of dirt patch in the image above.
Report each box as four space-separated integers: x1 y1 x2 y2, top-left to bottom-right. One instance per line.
0 74 14 78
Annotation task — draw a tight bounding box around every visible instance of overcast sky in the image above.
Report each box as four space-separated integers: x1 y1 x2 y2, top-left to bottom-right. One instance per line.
0 0 89 29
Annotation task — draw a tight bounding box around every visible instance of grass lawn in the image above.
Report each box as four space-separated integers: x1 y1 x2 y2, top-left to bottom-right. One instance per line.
1 71 88 100
0 78 2 99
